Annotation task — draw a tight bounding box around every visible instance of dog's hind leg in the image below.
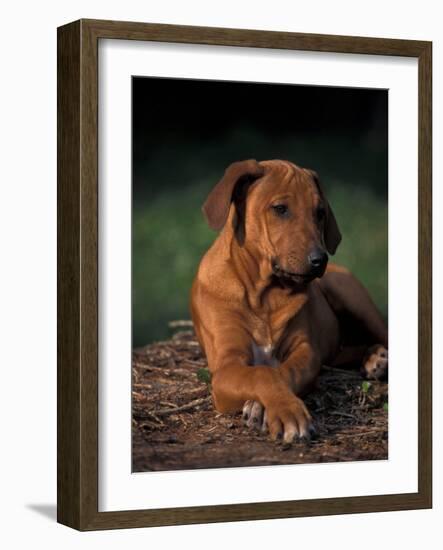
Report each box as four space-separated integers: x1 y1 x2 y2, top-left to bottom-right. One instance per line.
318 265 388 379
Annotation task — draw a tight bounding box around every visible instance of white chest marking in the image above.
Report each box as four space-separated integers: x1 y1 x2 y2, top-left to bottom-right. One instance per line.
252 342 279 367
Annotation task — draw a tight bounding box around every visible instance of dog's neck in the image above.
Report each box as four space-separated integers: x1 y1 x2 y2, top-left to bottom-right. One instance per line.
219 212 308 313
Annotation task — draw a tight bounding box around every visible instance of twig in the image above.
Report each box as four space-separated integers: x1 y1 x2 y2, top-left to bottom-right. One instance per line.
168 320 194 328
202 425 218 433
155 396 212 416
322 365 360 377
137 420 164 431
159 401 177 408
329 411 358 420
180 387 209 399
132 391 146 401
133 410 164 425
172 340 200 347
182 359 207 367
165 368 198 379
334 428 387 438
133 362 157 371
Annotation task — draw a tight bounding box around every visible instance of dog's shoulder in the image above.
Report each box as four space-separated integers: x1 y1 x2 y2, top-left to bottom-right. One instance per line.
193 240 245 303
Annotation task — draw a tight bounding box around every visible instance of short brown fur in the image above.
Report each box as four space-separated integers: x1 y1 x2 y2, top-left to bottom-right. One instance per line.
191 159 388 443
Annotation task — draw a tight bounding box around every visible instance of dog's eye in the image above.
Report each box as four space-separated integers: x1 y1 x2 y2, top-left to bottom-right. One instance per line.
272 204 289 217
316 207 326 222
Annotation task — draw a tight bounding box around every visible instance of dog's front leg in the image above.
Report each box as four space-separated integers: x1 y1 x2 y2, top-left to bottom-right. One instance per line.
262 342 320 442
278 342 321 397
211 361 285 414
211 350 315 444
242 342 320 442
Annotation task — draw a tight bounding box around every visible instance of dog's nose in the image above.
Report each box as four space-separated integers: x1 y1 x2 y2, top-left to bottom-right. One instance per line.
308 249 328 270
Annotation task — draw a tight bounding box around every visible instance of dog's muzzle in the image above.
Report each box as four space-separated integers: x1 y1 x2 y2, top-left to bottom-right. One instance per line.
272 249 328 284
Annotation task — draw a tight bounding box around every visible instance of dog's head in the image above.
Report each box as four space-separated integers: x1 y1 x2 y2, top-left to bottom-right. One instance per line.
202 159 341 284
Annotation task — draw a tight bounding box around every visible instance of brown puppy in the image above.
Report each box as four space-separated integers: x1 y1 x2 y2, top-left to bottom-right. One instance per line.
190 159 388 444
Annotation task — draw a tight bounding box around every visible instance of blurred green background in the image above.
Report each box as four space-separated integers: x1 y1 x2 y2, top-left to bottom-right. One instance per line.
132 78 388 347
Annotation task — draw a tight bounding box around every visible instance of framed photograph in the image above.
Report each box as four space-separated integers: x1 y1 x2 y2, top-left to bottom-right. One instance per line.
57 19 432 530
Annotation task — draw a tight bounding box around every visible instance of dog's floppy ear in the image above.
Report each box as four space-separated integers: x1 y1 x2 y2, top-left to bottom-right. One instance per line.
308 170 342 255
202 159 264 231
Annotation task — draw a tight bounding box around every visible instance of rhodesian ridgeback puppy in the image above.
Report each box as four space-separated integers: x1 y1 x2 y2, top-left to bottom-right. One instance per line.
190 159 388 444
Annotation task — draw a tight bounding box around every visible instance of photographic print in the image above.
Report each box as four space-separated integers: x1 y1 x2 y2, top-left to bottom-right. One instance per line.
57 18 433 529
57 20 431 529
131 77 388 472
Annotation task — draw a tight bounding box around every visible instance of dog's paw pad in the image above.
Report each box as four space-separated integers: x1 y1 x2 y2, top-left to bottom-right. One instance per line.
362 345 388 380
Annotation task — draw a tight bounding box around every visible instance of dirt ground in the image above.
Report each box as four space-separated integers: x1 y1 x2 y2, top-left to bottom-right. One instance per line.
132 328 388 472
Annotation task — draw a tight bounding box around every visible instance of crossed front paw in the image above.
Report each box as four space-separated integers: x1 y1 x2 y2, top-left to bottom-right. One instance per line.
242 396 315 444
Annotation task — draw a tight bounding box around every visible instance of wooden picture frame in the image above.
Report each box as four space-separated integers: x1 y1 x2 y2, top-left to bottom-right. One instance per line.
57 18 432 530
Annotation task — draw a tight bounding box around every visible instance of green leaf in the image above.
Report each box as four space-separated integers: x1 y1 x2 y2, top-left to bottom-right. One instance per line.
197 368 212 385
383 402 389 412
361 381 371 393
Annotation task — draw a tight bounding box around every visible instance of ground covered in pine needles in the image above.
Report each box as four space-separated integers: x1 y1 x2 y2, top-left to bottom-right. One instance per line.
132 327 388 472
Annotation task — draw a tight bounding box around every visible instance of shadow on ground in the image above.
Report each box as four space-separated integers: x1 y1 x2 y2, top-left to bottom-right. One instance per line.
26 504 57 522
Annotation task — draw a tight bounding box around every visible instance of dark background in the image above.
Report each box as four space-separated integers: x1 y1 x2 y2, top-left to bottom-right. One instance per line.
132 77 388 347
